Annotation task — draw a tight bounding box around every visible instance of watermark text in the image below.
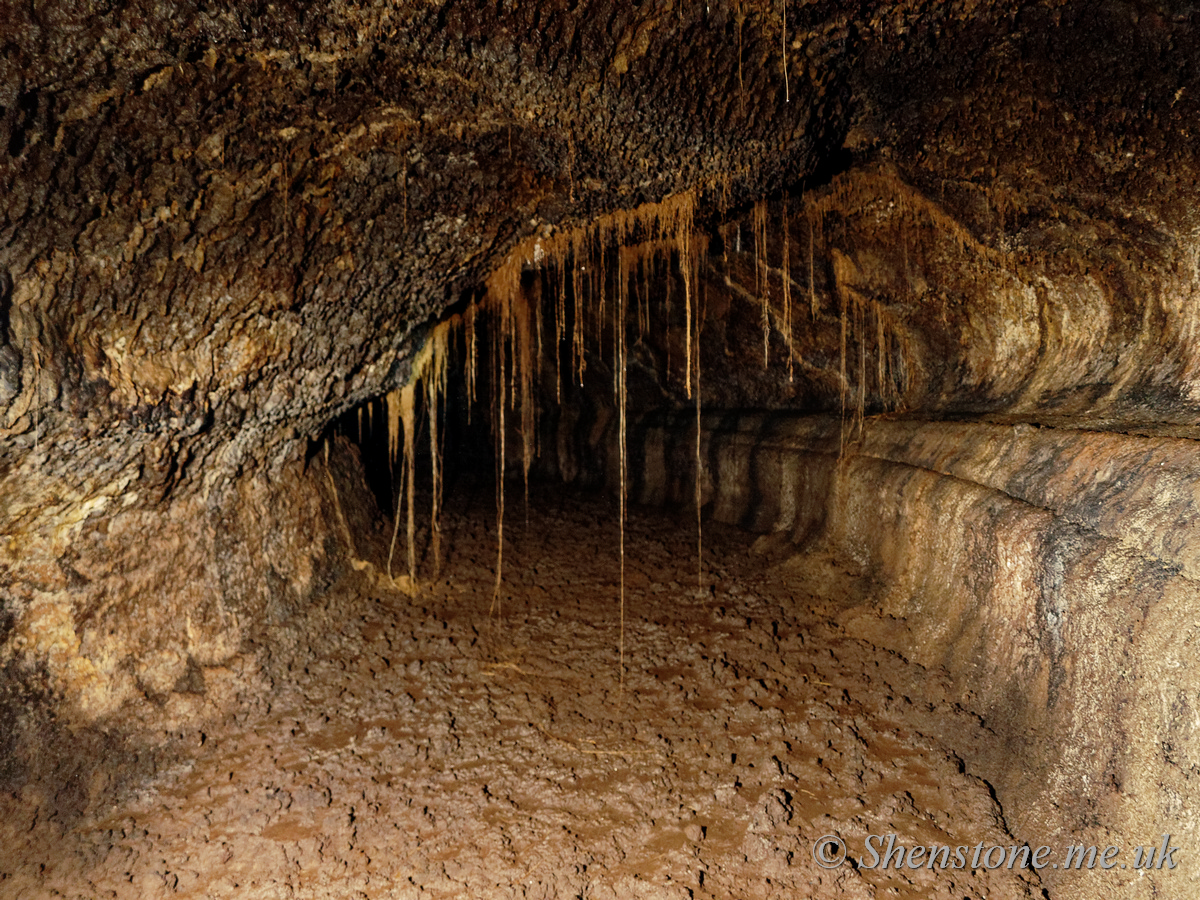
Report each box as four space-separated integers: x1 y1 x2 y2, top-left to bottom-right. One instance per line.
811 833 1180 872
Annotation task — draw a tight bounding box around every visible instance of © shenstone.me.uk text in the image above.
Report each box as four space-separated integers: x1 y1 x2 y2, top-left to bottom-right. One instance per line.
811 833 1180 872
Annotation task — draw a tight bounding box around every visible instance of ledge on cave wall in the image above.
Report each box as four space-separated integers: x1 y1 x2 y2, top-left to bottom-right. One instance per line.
619 408 1200 895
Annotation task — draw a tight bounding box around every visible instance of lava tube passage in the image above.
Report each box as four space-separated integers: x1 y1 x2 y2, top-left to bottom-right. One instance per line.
3 4 1198 899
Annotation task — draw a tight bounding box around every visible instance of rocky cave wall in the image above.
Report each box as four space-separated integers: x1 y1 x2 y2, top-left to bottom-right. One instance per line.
4 1 1200 897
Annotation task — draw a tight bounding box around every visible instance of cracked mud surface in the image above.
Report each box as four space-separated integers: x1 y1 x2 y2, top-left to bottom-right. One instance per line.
2 488 1042 899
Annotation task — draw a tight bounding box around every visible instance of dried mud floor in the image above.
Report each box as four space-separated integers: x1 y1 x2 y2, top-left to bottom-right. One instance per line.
3 487 1043 899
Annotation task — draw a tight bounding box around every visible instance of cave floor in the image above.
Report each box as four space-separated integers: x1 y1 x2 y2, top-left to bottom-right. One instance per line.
5 486 1042 899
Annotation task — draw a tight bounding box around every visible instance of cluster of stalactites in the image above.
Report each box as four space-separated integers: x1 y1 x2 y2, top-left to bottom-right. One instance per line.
383 318 451 590
374 190 709 684
378 167 930 602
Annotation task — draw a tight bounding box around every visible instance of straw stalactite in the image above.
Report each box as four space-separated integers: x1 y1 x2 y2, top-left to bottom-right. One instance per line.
386 318 455 590
754 199 770 367
468 190 701 652
781 196 793 381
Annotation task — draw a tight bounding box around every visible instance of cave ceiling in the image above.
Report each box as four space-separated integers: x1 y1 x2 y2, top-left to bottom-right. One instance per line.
3 1 1197 466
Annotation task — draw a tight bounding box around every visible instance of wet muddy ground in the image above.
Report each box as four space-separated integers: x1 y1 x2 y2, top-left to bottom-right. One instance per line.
2 486 1043 898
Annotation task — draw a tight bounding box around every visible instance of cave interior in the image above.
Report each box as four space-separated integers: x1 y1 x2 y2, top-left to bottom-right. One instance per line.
3 1 1200 897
